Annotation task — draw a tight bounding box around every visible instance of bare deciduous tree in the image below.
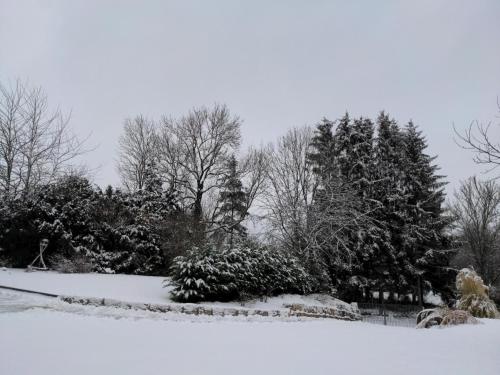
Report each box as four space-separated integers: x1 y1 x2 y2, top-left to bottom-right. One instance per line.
0 81 24 197
263 126 316 252
239 145 270 215
455 100 500 174
0 80 86 199
117 115 158 192
158 104 241 223
264 126 371 281
451 177 500 285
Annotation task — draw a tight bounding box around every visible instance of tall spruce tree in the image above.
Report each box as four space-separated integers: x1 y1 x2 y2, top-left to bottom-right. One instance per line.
401 121 453 302
307 118 335 188
350 117 375 194
345 117 384 299
371 112 407 298
333 113 353 179
215 155 248 245
307 115 379 299
306 118 342 286
304 112 453 302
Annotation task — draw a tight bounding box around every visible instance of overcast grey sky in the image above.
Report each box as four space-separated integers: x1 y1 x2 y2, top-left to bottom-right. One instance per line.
1 0 499 196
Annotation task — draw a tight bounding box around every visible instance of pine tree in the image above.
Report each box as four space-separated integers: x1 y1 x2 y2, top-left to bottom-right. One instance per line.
333 113 353 179
307 118 344 286
307 118 335 181
401 121 453 301
370 112 408 297
350 117 375 194
307 115 378 297
215 156 248 245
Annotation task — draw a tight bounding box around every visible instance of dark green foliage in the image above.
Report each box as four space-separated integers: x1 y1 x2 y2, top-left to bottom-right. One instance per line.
0 175 181 275
307 118 335 180
214 156 248 245
400 122 454 298
169 242 315 302
306 111 453 302
0 198 41 267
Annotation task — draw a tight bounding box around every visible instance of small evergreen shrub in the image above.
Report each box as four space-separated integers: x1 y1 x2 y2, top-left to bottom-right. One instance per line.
169 243 314 302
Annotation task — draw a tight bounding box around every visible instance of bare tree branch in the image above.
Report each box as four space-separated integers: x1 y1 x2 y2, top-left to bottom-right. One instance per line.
454 100 500 174
0 79 88 199
117 115 158 192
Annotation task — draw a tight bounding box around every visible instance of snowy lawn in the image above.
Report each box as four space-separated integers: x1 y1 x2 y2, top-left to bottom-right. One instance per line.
1 296 499 375
0 268 354 311
0 268 171 304
1 269 500 374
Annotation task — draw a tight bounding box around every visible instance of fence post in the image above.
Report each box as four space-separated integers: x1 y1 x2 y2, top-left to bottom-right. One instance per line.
417 275 424 308
383 302 387 326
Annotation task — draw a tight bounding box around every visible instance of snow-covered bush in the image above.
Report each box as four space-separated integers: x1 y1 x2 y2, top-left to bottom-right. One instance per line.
169 243 315 302
441 309 480 326
416 308 480 328
49 253 93 273
91 224 163 275
0 176 177 275
456 268 498 318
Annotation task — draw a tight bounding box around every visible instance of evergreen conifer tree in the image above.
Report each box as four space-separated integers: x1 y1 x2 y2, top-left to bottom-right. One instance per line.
370 112 407 297
216 155 248 245
400 121 453 301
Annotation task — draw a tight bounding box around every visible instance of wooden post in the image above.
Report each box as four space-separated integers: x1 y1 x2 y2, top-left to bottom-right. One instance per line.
417 275 424 308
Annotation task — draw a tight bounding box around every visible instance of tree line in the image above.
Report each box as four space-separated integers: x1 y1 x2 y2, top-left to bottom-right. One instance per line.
1 79 498 303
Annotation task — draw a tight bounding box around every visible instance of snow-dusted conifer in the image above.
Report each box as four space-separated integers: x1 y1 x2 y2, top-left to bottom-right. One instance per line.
215 155 248 245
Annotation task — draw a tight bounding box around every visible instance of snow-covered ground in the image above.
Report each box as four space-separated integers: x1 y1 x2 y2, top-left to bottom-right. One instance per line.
0 268 354 311
1 268 500 375
0 268 170 303
1 290 499 375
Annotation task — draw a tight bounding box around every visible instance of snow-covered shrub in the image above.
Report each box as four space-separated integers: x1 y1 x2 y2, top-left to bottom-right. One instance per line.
0 176 177 275
457 294 498 319
49 252 93 273
91 224 163 275
169 243 314 302
169 246 239 302
416 308 480 328
441 309 480 326
456 268 498 318
0 198 44 266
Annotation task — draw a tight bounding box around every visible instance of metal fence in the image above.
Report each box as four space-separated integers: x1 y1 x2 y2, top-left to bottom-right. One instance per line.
357 302 423 328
